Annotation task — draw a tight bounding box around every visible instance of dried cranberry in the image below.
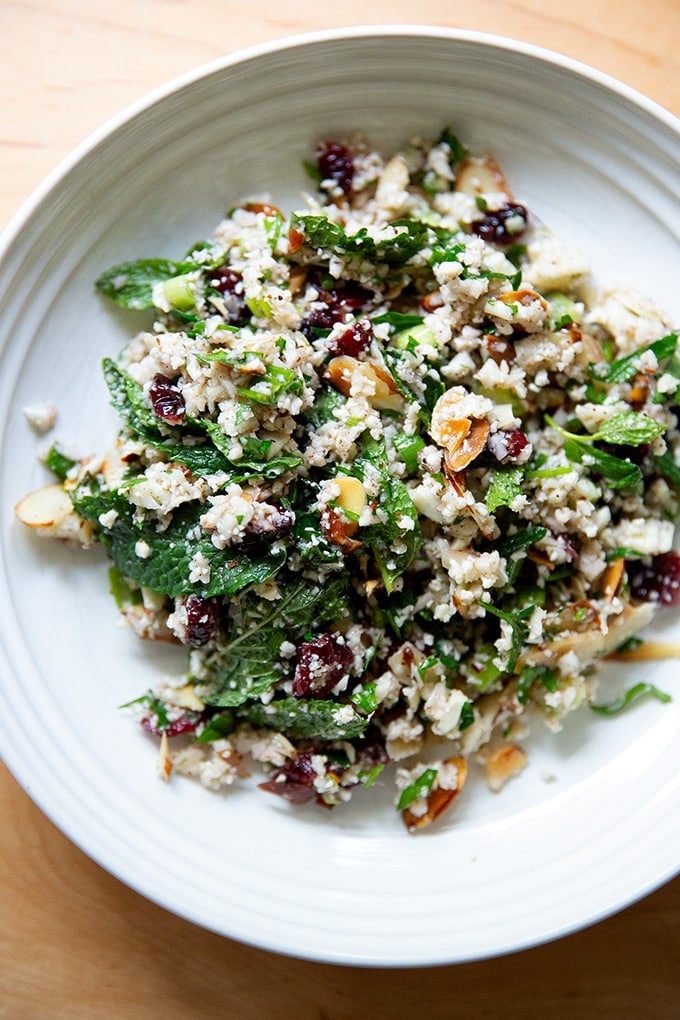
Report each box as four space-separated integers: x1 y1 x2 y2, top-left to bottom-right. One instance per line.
487 428 530 463
628 551 680 607
293 632 354 699
142 713 200 738
329 319 373 356
258 752 318 804
300 282 370 339
243 506 295 542
471 203 528 245
317 141 354 196
208 266 247 324
175 594 220 646
149 374 185 425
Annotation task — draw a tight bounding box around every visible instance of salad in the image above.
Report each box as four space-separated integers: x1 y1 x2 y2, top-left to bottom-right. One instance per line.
16 130 679 832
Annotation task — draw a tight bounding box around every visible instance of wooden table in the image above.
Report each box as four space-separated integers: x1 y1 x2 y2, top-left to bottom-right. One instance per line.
1 3 678 1016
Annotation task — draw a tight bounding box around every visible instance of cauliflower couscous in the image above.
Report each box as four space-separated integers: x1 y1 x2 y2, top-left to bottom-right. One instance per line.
16 130 679 831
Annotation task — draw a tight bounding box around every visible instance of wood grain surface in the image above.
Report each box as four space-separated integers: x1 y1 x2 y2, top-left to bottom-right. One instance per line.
1 2 679 1017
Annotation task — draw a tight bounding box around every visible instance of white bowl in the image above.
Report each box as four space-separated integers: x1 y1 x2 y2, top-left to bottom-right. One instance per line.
1 27 678 966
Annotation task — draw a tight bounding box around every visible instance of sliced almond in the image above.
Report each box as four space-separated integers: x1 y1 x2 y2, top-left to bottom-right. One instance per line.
15 484 72 529
166 684 205 712
443 417 490 471
605 640 680 662
455 154 511 197
288 265 308 295
159 731 172 783
320 506 363 552
243 201 282 218
334 475 367 523
439 417 472 452
520 602 655 669
325 356 403 412
430 388 467 447
445 470 497 540
485 744 527 793
15 484 95 547
403 757 468 833
600 558 625 600
420 290 444 312
498 289 550 314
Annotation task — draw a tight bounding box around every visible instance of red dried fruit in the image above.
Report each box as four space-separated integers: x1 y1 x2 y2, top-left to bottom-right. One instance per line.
258 752 318 804
300 281 370 339
141 713 201 738
149 374 185 425
173 594 220 646
317 141 355 196
243 506 295 541
628 551 680 607
329 319 373 357
208 266 247 324
487 428 530 463
471 202 528 245
293 632 354 699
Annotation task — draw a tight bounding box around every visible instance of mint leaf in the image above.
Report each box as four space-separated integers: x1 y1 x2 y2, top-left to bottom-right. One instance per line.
73 492 286 598
517 664 557 705
200 575 349 707
590 333 677 385
372 311 425 330
355 439 423 593
396 768 437 811
498 525 548 585
479 601 535 674
237 697 369 740
103 358 166 439
459 700 475 731
196 711 236 743
563 439 642 492
44 443 77 481
291 214 429 268
592 411 666 446
485 467 523 512
590 682 672 715
654 449 680 493
438 126 467 165
236 364 304 406
96 258 197 310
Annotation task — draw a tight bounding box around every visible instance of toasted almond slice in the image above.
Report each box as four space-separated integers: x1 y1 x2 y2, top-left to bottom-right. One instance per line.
243 201 282 217
520 602 655 669
601 558 625 600
445 469 497 540
485 744 527 793
15 484 72 529
167 684 205 712
325 356 403 411
420 290 444 312
320 506 363 552
288 265 308 295
159 731 172 783
15 484 96 547
430 388 467 446
288 226 305 253
605 640 680 662
498 289 551 314
455 154 511 197
403 757 468 833
444 417 490 471
439 417 472 452
334 475 367 522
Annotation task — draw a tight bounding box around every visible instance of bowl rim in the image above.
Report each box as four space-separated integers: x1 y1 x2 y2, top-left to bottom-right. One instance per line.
1 24 679 259
1 25 679 965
